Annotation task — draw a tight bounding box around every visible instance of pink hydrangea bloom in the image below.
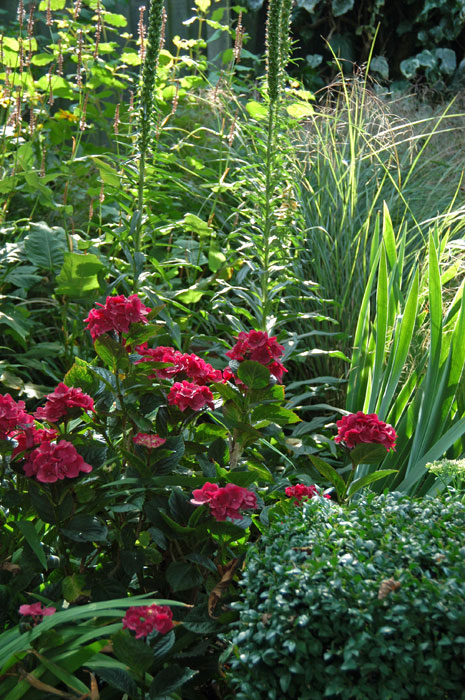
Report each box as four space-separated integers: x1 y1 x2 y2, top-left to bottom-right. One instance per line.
191 482 257 521
335 412 397 451
225 330 287 382
19 602 56 618
167 381 214 412
136 345 223 384
122 604 173 639
133 433 166 449
0 393 33 439
84 294 151 340
34 383 94 423
285 483 331 505
23 440 92 482
11 425 58 458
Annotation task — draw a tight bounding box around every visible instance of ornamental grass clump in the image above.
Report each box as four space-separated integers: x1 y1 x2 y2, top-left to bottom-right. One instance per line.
227 492 465 699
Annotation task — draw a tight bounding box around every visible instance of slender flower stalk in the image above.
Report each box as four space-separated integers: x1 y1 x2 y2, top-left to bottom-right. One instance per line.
134 0 164 289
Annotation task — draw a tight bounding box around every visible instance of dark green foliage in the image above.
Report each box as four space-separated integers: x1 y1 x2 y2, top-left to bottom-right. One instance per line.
228 493 465 699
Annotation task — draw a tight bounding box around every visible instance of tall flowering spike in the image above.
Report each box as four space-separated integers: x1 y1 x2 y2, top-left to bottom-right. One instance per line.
139 0 164 152
279 0 293 75
265 0 282 102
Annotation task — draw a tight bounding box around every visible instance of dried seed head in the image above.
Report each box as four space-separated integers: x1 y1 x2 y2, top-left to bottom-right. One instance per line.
228 115 237 147
93 0 102 58
76 30 83 88
89 198 94 220
160 7 167 51
233 12 243 62
29 106 36 135
113 102 120 134
73 0 82 20
27 3 35 37
79 93 88 131
46 0 52 26
99 181 105 203
17 0 25 29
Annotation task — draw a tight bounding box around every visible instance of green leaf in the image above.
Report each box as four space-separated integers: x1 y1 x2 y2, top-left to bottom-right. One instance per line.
38 0 65 8
349 443 391 466
245 100 268 120
55 252 103 297
251 405 300 425
286 102 314 119
112 630 155 675
237 360 270 389
61 516 108 543
102 11 128 26
24 222 67 270
308 455 346 499
93 667 138 699
62 573 89 603
331 0 354 16
30 53 55 66
149 665 198 699
94 335 129 370
208 248 226 272
16 521 47 569
347 469 398 497
165 561 203 592
122 51 141 66
64 357 98 395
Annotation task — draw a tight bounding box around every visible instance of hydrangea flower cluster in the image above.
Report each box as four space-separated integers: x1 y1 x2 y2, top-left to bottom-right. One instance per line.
84 294 151 340
133 433 166 449
11 425 58 458
191 482 257 521
335 412 397 451
167 381 214 412
22 440 92 483
19 602 56 619
122 604 173 639
285 483 331 505
135 345 223 384
35 383 94 423
0 394 33 439
226 330 287 382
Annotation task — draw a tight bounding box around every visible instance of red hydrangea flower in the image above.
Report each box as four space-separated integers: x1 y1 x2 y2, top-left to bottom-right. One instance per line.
133 433 166 449
23 440 93 482
11 425 58 458
19 602 56 618
335 412 397 451
167 381 214 412
136 345 223 384
285 483 331 505
191 482 257 521
226 330 287 382
122 604 173 639
34 383 94 423
84 294 151 340
0 394 33 439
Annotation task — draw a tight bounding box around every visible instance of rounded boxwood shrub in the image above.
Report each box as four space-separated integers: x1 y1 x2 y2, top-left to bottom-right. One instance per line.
227 493 465 699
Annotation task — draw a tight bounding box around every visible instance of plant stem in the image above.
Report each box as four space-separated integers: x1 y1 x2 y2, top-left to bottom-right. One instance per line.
260 99 277 330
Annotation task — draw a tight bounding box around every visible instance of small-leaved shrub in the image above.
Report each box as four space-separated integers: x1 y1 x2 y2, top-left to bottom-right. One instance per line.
227 492 465 700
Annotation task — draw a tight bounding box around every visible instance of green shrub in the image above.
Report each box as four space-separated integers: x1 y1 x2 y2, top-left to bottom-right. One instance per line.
227 493 465 699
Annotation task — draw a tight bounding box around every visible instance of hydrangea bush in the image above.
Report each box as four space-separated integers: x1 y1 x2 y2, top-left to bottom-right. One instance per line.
0 293 306 697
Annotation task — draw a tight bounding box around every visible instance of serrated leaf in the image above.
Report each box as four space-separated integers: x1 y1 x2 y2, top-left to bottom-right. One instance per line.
64 358 98 395
237 360 270 389
252 405 300 425
62 573 89 603
24 222 67 270
349 442 390 466
56 252 103 297
165 561 203 592
149 665 198 699
93 666 138 699
61 516 108 543
112 630 155 675
94 335 129 370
